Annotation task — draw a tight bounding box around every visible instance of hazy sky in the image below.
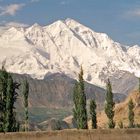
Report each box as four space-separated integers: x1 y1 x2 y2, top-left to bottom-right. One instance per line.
0 0 140 46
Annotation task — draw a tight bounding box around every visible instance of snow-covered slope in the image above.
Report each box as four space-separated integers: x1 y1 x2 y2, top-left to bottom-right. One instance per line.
0 18 140 87
127 45 140 77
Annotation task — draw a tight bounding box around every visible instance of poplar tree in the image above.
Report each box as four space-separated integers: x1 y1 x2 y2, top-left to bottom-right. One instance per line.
4 74 14 132
128 99 134 128
0 67 19 132
22 79 29 131
0 67 8 131
105 79 115 128
73 83 79 128
12 81 20 132
90 99 97 129
73 66 88 129
0 76 4 131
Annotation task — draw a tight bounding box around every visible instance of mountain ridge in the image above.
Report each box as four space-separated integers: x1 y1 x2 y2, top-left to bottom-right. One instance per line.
0 18 140 89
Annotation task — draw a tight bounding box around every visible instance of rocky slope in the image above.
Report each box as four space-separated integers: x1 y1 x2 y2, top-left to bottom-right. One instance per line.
13 73 106 109
12 73 107 123
13 72 127 124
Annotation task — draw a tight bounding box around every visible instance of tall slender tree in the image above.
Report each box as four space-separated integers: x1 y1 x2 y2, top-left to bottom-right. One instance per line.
105 79 115 128
12 81 20 132
4 74 14 132
12 111 20 132
128 99 134 128
78 66 88 129
73 82 79 128
73 66 88 129
0 77 3 131
0 66 19 132
22 79 29 131
89 99 97 129
0 67 8 131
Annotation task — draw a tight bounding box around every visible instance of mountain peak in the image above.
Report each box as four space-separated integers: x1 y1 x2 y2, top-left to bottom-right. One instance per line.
0 19 140 87
65 18 80 24
8 26 18 32
65 18 87 29
46 20 69 33
32 23 40 27
28 23 42 31
49 20 65 27
26 23 42 34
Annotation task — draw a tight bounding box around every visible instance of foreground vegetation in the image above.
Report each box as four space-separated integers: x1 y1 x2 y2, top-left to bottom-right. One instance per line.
0 67 29 132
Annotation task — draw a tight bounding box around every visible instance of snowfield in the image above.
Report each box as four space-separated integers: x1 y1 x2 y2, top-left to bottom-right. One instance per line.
0 18 140 87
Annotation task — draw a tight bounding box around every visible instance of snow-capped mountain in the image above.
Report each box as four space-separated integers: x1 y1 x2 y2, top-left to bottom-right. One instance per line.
0 18 140 87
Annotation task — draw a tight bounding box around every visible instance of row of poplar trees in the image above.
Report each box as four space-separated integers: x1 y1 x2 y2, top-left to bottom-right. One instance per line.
73 67 139 129
73 66 113 129
0 67 29 132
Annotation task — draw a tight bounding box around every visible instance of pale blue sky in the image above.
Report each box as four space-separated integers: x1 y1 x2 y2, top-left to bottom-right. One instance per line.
0 0 140 46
